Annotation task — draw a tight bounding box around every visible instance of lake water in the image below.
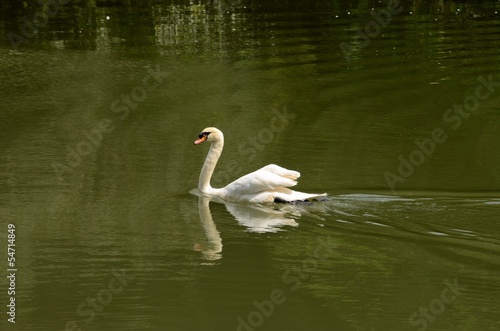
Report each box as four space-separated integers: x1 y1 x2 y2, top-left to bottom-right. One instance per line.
1 1 500 330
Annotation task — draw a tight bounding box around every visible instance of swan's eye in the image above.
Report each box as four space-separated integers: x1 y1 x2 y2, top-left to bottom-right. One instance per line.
194 131 211 145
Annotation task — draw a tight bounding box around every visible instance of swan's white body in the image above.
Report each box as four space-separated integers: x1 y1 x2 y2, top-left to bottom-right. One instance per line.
194 127 326 204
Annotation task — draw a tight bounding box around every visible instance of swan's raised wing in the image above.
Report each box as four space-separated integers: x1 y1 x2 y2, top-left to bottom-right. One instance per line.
260 164 300 181
221 164 300 196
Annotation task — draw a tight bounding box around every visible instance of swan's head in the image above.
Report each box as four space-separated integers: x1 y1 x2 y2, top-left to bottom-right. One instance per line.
194 127 223 145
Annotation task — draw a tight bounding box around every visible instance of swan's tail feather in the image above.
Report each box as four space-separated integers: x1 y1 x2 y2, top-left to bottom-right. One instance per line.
272 188 327 204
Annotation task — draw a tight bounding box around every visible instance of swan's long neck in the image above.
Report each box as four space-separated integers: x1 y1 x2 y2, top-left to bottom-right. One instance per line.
198 139 224 194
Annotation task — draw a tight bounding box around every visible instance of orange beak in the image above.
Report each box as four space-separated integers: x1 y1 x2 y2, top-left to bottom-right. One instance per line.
194 135 207 145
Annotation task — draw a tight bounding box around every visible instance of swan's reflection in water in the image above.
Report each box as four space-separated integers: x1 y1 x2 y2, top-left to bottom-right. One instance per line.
195 194 223 261
223 203 298 232
190 189 304 261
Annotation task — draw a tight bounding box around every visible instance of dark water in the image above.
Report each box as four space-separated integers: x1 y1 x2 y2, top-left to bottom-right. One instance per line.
1 1 500 330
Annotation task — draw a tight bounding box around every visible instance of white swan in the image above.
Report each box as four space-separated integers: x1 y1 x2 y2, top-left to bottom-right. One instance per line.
194 127 326 204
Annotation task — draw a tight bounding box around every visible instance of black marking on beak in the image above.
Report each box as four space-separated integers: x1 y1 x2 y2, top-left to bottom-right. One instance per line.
194 131 211 145
199 132 210 139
